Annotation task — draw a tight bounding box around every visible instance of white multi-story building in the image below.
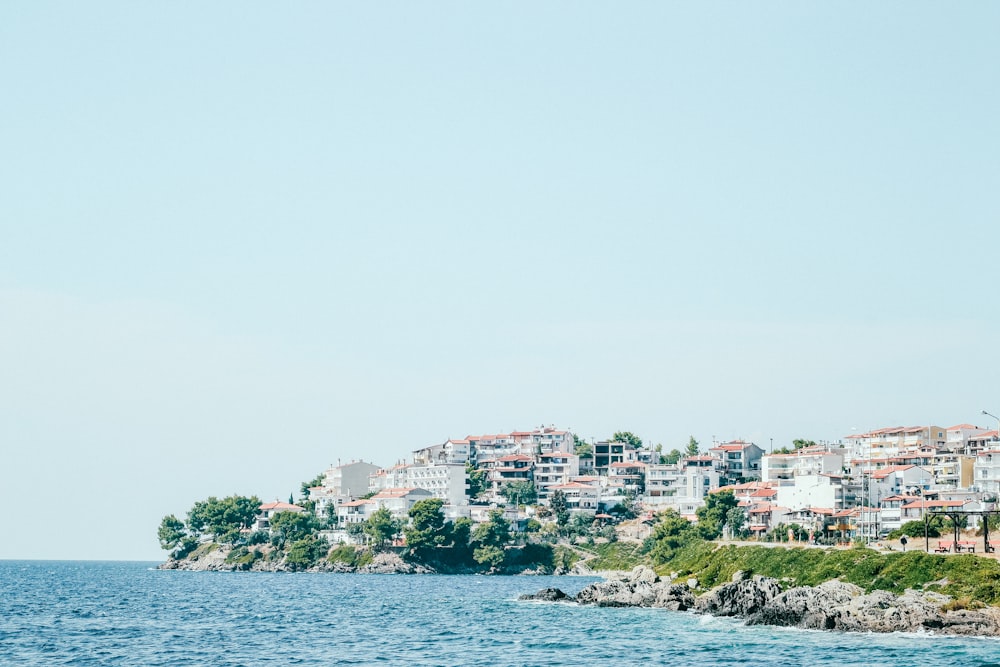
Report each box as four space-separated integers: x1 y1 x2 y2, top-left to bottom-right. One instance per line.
336 487 435 524
762 446 845 483
534 452 580 500
412 439 471 465
775 474 845 512
548 480 600 512
709 440 764 483
946 424 993 454
467 426 574 462
845 426 947 461
311 460 381 515
369 463 411 494
975 448 1000 496
405 462 469 508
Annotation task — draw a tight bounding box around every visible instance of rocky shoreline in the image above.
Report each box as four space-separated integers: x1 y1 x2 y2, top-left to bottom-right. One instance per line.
159 548 437 574
520 566 1000 637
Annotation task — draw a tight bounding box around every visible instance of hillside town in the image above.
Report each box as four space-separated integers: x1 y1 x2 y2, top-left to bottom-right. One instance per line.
258 420 1000 548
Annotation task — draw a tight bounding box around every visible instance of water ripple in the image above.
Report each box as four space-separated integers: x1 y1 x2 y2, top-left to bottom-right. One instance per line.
1 562 999 666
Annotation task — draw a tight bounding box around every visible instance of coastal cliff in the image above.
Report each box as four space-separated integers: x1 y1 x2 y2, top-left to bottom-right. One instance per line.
520 566 1000 637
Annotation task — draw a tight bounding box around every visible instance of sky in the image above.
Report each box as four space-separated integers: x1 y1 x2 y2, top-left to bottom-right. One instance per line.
2 2 998 560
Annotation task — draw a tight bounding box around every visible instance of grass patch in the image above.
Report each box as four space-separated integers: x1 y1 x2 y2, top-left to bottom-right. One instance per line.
328 545 372 568
653 542 1000 604
586 542 646 571
189 542 219 560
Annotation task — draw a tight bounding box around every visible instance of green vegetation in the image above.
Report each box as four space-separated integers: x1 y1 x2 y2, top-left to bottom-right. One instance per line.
648 540 1000 605
500 480 537 506
585 541 645 571
466 463 489 500
328 545 372 568
363 506 402 551
611 431 643 449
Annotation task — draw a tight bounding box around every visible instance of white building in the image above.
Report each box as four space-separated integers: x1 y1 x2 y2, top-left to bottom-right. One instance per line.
709 440 764 483
311 460 381 515
534 452 580 500
255 501 305 531
775 474 845 512
405 462 469 507
412 439 471 465
975 447 1000 496
762 447 845 484
549 480 600 512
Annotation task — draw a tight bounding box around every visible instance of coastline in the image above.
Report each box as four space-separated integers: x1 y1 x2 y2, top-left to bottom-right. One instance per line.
520 565 1000 638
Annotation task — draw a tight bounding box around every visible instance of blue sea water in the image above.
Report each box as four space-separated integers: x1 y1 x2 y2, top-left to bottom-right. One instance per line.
1 561 999 666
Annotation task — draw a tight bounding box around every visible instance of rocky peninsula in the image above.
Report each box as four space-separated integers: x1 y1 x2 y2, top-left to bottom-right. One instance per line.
520 566 1000 637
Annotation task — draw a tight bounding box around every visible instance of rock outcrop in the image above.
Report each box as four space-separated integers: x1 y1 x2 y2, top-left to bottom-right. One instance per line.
694 571 782 617
518 587 572 602
747 581 1000 636
572 566 695 610
519 567 1000 637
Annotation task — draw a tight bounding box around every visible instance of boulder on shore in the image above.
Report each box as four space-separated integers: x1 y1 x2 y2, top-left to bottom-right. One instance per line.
518 588 572 602
572 567 694 611
694 574 782 617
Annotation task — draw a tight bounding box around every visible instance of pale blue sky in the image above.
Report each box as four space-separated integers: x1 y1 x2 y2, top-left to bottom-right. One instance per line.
2 3 998 560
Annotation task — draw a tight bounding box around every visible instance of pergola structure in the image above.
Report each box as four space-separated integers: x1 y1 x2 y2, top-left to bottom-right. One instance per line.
926 509 1000 553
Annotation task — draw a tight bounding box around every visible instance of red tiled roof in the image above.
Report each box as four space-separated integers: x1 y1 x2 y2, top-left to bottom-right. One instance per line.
259 501 304 512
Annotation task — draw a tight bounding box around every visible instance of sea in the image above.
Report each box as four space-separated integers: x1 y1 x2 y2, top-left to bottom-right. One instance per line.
2 561 999 666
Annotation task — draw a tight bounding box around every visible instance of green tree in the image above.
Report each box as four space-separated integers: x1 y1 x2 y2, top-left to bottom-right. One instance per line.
473 509 512 548
471 510 512 570
466 463 489 500
573 435 592 458
269 510 319 547
549 489 570 528
300 472 325 500
500 480 537 506
285 535 330 571
646 509 698 564
725 507 747 538
363 506 401 551
792 439 818 450
685 436 700 457
186 495 262 543
662 449 683 465
157 514 186 552
612 431 643 449
695 490 738 539
473 544 506 570
404 498 447 557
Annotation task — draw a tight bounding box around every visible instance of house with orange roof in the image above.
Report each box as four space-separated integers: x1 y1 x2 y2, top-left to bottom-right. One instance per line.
336 487 434 525
549 480 600 512
946 423 993 454
709 440 764 485
255 501 305 531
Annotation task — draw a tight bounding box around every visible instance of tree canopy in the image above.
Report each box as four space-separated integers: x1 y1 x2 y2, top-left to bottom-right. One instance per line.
695 490 739 539
611 431 643 449
186 495 261 543
500 480 537 506
363 506 402 551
